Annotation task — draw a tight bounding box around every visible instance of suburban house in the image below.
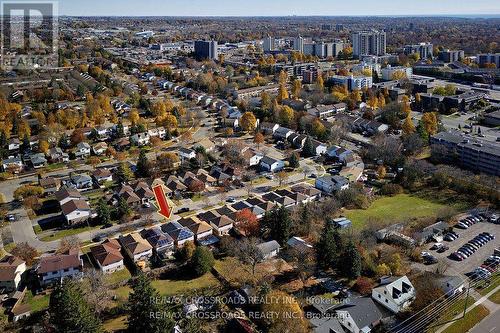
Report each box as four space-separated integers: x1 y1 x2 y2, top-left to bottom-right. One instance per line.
260 122 279 135
193 138 216 152
69 174 93 190
179 147 196 161
30 153 47 169
148 126 166 139
257 240 280 260
90 239 124 274
335 296 389 333
36 249 83 286
119 233 153 263
61 199 91 225
273 127 294 140
287 237 313 251
140 227 175 259
243 148 264 167
161 222 195 247
209 215 234 236
260 156 285 172
48 147 69 163
92 168 113 185
0 256 26 292
326 146 355 164
310 139 328 156
92 142 108 156
372 276 416 314
39 177 61 194
2 156 23 173
130 132 150 146
55 187 83 206
179 218 213 241
74 142 91 159
315 175 350 193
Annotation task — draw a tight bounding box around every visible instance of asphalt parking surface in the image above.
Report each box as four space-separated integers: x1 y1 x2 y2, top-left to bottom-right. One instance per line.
417 220 500 277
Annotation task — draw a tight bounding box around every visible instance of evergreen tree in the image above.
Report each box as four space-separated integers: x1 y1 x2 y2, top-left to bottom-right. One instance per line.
117 197 132 218
127 274 174 333
302 136 315 157
58 134 69 149
21 134 31 153
339 240 362 279
316 222 342 270
135 149 151 178
190 246 215 276
116 121 125 138
96 198 111 225
49 280 104 333
262 206 292 245
116 163 133 184
289 152 300 169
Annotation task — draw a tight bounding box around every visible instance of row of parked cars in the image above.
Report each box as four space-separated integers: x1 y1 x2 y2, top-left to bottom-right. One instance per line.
449 232 495 261
455 214 484 229
470 254 499 280
443 230 460 242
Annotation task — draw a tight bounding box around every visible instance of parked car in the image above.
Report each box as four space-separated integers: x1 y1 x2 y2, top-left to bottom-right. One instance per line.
176 207 190 214
437 245 449 253
6 214 16 222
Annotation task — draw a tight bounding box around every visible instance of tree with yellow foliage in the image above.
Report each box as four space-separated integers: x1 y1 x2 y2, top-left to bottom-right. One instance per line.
278 70 288 85
316 75 324 92
156 114 178 132
350 89 362 103
392 70 407 80
18 120 31 138
38 140 49 154
401 95 411 117
402 115 416 135
332 85 349 102
240 112 257 132
292 79 301 100
368 95 379 109
277 84 289 104
279 106 295 126
129 109 140 126
261 290 308 333
422 112 438 135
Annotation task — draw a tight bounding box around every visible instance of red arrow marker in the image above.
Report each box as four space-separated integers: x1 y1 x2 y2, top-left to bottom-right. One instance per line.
153 185 172 219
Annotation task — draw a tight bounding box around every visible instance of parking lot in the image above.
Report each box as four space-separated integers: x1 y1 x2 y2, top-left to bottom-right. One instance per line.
418 220 499 276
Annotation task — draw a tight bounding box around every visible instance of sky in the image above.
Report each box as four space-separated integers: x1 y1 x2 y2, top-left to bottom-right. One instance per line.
58 0 500 17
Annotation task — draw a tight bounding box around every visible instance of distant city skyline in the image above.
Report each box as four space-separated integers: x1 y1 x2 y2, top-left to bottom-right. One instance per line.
59 0 499 17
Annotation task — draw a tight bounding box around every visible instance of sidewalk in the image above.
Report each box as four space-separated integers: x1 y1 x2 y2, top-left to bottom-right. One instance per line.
435 284 500 333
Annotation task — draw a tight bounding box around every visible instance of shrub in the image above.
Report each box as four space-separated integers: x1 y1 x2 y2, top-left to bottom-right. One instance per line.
379 184 404 196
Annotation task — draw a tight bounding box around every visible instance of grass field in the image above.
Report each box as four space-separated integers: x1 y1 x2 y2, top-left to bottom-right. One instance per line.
106 268 132 286
104 315 127 332
344 194 456 229
441 304 489 333
112 272 221 303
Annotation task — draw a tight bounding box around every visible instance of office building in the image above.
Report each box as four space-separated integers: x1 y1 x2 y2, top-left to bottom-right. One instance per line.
263 36 275 52
477 53 500 68
352 30 386 58
321 24 332 31
194 40 218 60
438 49 464 63
430 132 500 176
403 43 433 59
336 24 344 32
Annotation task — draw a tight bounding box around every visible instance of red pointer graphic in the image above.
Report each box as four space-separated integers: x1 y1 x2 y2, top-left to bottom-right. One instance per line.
153 185 172 219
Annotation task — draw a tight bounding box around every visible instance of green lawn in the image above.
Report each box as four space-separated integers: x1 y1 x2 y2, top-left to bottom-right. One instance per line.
33 224 42 234
104 315 128 332
23 291 50 313
344 194 453 229
112 273 221 302
45 162 65 171
489 289 500 304
441 304 489 333
106 268 132 286
40 225 97 241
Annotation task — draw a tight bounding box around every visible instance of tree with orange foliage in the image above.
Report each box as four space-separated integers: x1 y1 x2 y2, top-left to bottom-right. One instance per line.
235 208 259 237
